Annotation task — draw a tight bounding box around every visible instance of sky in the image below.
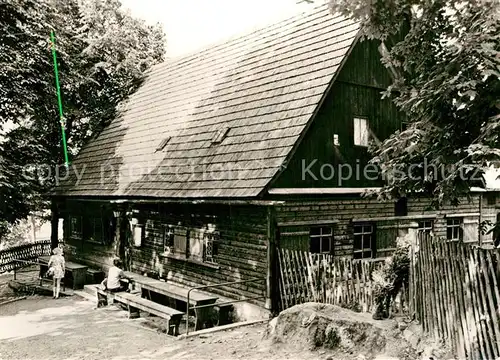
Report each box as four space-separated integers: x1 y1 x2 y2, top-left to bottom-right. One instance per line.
120 0 316 58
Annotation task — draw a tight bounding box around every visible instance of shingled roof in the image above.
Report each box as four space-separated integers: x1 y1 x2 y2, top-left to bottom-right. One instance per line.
54 4 361 199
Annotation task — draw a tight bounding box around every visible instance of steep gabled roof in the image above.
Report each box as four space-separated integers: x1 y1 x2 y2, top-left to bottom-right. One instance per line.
54 4 360 199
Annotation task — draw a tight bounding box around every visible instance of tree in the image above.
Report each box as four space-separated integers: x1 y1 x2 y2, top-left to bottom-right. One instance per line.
0 0 165 236
327 0 500 206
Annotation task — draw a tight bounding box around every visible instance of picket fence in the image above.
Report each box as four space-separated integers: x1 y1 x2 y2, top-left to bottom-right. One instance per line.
0 240 51 273
412 234 500 359
277 248 408 314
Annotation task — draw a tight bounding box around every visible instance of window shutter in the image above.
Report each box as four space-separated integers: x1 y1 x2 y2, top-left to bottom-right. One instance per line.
133 224 143 247
463 217 479 244
173 227 188 255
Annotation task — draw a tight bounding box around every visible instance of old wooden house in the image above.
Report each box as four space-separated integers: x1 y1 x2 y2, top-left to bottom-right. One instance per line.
51 5 493 315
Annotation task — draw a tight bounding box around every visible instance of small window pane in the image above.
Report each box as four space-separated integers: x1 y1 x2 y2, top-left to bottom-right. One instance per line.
446 226 453 239
310 227 321 236
310 237 320 253
354 234 362 249
322 227 333 236
321 237 331 253
362 234 372 248
353 223 375 259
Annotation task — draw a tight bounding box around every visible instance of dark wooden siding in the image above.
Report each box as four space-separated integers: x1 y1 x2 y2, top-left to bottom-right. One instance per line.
274 195 481 258
130 204 268 305
272 39 404 189
61 201 116 270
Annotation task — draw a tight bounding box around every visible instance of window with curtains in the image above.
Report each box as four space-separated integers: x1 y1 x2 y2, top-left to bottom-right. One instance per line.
163 225 175 254
163 224 219 264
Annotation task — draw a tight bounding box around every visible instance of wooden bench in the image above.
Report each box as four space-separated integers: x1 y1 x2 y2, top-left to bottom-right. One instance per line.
114 292 184 336
96 287 115 308
125 272 218 331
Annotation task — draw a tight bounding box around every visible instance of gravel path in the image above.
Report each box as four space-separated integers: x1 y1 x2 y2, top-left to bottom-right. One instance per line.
0 297 336 360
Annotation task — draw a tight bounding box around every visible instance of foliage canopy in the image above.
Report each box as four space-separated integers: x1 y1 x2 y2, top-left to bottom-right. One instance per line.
328 0 500 206
0 0 165 235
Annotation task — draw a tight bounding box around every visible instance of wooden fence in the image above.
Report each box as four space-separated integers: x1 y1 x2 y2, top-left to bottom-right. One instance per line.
0 240 51 274
412 234 500 359
277 248 408 314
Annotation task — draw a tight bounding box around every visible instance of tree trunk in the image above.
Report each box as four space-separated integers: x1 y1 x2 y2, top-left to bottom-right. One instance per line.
30 215 37 242
50 201 59 250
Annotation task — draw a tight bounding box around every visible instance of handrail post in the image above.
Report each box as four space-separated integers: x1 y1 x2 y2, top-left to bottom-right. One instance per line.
183 277 266 336
186 288 192 335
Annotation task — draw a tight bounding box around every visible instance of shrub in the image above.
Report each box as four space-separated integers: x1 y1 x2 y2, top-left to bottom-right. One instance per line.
372 236 410 319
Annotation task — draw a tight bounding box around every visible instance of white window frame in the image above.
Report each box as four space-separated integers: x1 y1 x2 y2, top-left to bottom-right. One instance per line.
309 226 334 254
354 117 369 147
163 224 219 265
353 223 374 259
163 225 174 254
204 225 219 264
417 220 434 234
446 218 463 241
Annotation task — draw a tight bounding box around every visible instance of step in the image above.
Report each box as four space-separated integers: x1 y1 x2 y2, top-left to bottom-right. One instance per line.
74 290 95 303
83 284 100 297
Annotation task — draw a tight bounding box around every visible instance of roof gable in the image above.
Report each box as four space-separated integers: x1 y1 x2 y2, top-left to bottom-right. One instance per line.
55 4 360 199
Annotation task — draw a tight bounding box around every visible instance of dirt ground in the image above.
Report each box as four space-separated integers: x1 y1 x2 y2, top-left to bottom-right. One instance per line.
0 296 351 360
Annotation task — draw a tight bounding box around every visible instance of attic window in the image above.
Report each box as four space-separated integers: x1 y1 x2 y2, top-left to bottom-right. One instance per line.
155 137 171 152
353 117 369 147
212 127 230 144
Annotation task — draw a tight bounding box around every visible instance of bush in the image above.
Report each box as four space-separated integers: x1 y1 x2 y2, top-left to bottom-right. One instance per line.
372 237 410 320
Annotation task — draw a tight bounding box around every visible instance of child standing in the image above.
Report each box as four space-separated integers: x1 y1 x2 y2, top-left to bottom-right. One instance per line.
48 247 65 299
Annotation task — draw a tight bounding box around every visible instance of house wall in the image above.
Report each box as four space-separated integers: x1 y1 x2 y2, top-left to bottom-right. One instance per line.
273 39 404 189
61 201 116 271
480 191 500 245
129 203 269 307
274 194 482 258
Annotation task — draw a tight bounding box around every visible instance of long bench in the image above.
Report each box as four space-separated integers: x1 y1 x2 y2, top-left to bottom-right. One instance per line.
123 272 218 330
114 292 184 336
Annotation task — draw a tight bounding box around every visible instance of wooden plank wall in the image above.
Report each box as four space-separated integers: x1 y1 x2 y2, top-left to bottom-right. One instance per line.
130 204 268 305
407 197 481 239
61 201 116 272
64 239 115 271
275 195 482 258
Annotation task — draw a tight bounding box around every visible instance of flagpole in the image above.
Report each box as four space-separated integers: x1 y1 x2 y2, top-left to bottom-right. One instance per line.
50 30 70 167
